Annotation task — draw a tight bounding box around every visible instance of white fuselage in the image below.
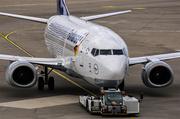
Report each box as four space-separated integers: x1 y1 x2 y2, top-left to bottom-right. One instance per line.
44 15 129 87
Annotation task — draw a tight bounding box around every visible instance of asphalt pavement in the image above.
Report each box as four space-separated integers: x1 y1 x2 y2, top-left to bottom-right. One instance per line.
0 0 179 119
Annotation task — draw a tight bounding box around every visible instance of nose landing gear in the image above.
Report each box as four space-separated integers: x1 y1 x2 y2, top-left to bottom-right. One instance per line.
38 67 54 90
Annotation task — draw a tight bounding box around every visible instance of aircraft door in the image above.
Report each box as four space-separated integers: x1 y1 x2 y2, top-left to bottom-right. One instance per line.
79 40 89 67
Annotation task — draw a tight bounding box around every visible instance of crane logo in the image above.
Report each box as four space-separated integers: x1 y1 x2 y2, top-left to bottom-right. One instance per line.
93 64 99 75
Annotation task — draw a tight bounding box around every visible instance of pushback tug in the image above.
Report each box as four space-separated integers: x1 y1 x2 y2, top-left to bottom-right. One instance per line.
79 88 143 115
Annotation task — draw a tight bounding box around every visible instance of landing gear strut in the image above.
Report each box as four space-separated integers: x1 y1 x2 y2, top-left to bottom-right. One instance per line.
38 67 54 90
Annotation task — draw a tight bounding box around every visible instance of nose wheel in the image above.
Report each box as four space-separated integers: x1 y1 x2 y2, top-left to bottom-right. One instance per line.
37 67 54 90
48 77 54 90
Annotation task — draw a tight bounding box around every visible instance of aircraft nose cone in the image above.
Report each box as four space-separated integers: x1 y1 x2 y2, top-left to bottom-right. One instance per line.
103 57 126 80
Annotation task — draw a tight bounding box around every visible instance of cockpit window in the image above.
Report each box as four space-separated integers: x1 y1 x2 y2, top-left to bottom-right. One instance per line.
113 50 123 55
100 50 112 55
122 48 127 57
91 49 125 56
95 49 99 56
91 48 96 56
91 48 99 57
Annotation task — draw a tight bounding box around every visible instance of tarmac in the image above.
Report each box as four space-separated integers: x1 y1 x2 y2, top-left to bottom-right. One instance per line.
0 0 180 119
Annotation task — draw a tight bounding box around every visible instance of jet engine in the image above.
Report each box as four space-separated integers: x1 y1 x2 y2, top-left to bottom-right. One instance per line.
6 61 37 88
142 61 174 88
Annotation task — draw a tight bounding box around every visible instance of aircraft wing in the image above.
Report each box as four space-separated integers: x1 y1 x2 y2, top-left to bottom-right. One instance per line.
0 10 131 23
129 52 180 66
0 54 67 70
0 12 48 23
80 10 131 21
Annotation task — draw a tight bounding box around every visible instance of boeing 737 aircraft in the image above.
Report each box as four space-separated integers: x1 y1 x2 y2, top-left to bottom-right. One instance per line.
0 0 180 91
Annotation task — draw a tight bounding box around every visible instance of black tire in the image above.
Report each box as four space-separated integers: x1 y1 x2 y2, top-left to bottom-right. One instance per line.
38 77 44 90
48 77 54 90
118 80 124 91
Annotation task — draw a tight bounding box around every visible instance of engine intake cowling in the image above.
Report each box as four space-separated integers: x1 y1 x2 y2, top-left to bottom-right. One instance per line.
142 61 174 88
6 61 37 88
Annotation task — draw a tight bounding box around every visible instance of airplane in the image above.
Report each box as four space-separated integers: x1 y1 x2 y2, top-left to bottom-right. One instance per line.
0 0 180 91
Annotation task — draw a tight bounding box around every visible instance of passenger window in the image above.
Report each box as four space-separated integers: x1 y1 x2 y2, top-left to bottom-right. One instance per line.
100 50 112 55
91 48 96 56
95 49 99 56
113 50 123 55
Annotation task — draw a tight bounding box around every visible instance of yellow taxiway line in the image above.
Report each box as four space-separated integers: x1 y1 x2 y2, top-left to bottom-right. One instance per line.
0 27 98 98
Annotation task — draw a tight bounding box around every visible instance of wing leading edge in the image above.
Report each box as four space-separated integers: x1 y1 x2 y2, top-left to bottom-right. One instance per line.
129 52 180 66
0 12 48 23
80 10 131 21
0 54 68 70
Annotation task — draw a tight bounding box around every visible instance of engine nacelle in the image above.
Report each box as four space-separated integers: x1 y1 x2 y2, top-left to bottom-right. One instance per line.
6 61 37 88
142 61 174 88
